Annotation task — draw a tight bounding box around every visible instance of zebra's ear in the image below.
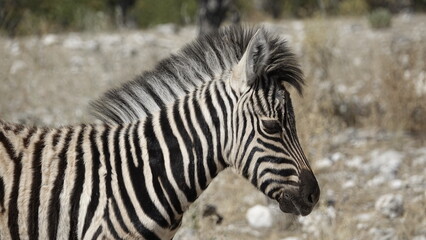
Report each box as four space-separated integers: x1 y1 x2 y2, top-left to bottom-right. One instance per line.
232 28 270 91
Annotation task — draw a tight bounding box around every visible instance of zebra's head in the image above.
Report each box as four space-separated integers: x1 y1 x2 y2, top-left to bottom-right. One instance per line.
228 29 320 216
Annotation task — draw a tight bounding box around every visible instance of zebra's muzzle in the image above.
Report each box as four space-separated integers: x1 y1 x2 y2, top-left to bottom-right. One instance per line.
278 191 312 216
278 170 320 216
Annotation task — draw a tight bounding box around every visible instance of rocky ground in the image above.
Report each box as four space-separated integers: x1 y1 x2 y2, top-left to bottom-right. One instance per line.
1 14 425 240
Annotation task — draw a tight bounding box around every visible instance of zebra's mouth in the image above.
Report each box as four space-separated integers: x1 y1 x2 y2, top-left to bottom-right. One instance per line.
278 192 313 216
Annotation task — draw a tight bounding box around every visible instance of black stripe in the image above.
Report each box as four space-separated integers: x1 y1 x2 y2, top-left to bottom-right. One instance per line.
251 156 296 187
192 91 217 179
215 82 230 152
114 125 160 239
13 124 25 134
145 82 166 108
28 129 47 239
253 90 267 116
23 127 36 148
237 100 255 170
105 126 130 233
260 179 297 196
123 124 163 237
210 44 226 71
82 128 101 237
0 177 4 213
129 121 169 227
183 96 207 190
237 128 254 171
104 202 120 239
0 130 21 239
172 100 196 202
241 147 264 179
204 83 227 168
0 130 18 159
69 126 87 239
8 152 23 240
48 128 73 240
92 226 102 240
159 106 196 201
258 168 297 179
257 138 285 153
144 118 181 219
101 127 113 197
52 129 62 147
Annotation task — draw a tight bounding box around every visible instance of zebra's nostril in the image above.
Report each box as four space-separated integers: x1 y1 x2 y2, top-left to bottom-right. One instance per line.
308 193 314 204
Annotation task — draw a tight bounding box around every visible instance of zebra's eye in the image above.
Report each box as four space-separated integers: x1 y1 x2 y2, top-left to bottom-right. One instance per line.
261 119 282 135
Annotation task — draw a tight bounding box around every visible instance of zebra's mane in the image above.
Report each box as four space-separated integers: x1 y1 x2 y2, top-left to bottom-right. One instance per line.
90 25 303 124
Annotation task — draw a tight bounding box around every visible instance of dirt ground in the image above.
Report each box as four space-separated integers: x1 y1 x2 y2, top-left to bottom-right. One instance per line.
1 14 425 240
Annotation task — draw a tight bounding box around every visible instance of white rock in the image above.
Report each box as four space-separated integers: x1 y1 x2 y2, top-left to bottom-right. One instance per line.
298 207 335 237
367 175 386 187
63 35 84 49
413 155 426 167
407 175 425 192
408 175 424 186
316 152 345 170
353 57 362 66
246 205 273 228
9 41 20 56
63 36 98 50
42 34 58 46
375 194 404 219
98 34 122 49
83 40 99 51
369 228 397 240
342 180 356 189
389 179 404 189
331 152 344 162
356 213 374 222
10 60 26 74
412 236 426 240
315 158 333 170
366 150 403 178
280 237 301 240
357 223 368 230
345 156 363 169
155 23 178 35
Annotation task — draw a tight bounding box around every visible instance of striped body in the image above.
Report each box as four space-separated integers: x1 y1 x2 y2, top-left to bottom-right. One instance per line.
0 79 237 239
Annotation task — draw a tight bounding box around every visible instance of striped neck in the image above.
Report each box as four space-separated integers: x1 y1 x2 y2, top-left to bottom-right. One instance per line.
136 78 237 219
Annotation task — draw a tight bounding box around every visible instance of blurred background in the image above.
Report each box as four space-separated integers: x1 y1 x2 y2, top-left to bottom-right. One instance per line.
1 0 425 239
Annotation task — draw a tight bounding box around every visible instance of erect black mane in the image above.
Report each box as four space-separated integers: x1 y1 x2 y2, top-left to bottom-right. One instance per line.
90 25 303 124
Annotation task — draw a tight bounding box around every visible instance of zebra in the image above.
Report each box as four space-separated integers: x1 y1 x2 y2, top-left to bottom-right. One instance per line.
0 26 320 239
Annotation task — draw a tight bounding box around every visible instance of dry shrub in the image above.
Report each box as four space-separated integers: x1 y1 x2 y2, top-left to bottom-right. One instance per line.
371 45 426 134
303 18 336 81
338 0 369 15
292 84 345 158
368 7 392 29
292 18 346 160
397 194 426 238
